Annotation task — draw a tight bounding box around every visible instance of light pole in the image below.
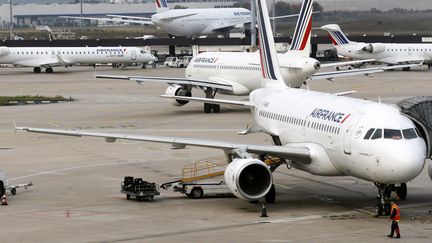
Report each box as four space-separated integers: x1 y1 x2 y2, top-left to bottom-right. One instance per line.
80 0 83 27
272 0 276 36
250 0 256 49
9 0 13 39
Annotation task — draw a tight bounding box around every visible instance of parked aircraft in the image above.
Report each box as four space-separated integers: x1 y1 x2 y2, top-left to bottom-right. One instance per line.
17 0 430 216
63 0 306 38
0 46 156 73
97 0 414 113
322 24 432 70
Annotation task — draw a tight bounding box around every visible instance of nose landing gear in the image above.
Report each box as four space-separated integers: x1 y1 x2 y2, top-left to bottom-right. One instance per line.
375 183 407 217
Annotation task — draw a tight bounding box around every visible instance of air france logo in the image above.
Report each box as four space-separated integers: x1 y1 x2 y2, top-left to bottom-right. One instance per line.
310 108 351 123
97 48 125 52
194 57 218 63
234 12 251 16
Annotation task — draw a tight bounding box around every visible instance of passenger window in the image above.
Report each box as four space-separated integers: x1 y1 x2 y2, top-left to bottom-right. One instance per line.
384 129 402 140
364 128 375 139
402 128 417 139
371 129 382 140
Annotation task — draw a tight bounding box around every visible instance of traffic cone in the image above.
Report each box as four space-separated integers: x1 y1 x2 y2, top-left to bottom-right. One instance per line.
260 204 268 217
1 194 8 206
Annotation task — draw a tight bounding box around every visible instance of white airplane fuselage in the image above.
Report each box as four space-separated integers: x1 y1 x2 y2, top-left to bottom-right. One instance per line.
151 8 251 37
251 87 427 183
186 51 319 95
336 43 432 64
0 46 155 69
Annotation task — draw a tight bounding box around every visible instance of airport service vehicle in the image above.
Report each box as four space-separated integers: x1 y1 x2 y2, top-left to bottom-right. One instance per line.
17 0 432 216
121 176 160 201
322 24 432 70
0 170 33 196
62 0 299 38
0 46 156 73
164 56 193 68
96 0 413 113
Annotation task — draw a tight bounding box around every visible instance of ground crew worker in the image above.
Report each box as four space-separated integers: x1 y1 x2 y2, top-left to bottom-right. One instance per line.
387 201 401 238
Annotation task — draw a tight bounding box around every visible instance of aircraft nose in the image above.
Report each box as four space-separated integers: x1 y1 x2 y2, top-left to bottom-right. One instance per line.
388 141 426 182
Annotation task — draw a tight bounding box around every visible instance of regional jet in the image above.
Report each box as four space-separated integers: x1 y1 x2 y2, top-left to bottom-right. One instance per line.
17 0 430 216
0 46 156 73
322 24 432 70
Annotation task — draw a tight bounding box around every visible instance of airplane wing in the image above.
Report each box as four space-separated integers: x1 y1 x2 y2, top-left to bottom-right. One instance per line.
106 14 151 20
96 74 234 91
13 59 64 67
16 126 310 162
310 63 421 81
158 13 197 20
59 16 153 25
320 59 376 68
160 95 254 108
378 56 425 65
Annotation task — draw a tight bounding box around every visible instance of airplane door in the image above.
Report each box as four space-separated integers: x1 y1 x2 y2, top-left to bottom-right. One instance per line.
51 50 56 59
408 47 412 55
131 50 136 61
342 114 362 155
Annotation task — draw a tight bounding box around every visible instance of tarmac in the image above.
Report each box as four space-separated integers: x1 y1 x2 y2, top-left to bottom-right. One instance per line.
0 65 431 242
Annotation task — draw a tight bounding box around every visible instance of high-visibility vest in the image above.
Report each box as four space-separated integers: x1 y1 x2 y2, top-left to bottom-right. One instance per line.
392 204 401 221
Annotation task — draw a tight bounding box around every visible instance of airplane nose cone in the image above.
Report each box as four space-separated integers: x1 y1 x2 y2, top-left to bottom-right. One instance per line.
387 141 426 182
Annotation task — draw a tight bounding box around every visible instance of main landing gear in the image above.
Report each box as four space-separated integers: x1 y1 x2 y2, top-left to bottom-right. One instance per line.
374 183 407 216
203 88 220 113
33 67 53 73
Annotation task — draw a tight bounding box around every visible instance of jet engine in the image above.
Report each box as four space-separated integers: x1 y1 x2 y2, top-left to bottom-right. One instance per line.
224 158 273 201
164 85 192 106
0 47 10 56
361 43 386 53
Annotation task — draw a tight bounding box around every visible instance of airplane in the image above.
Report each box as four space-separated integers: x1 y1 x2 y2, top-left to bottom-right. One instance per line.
96 0 416 113
17 0 430 216
321 24 432 71
62 0 310 38
0 46 156 73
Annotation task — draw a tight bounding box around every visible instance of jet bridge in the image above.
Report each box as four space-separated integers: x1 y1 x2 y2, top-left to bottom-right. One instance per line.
397 96 432 159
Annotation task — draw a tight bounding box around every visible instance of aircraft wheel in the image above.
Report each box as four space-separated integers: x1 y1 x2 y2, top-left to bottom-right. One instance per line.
126 194 131 200
11 188 16 195
33 67 41 73
402 67 411 71
204 103 212 113
212 104 220 113
396 183 407 200
45 67 53 73
375 203 384 217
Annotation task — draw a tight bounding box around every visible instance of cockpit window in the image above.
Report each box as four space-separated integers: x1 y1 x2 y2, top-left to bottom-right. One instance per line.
371 129 382 140
402 128 417 139
364 128 375 139
415 128 424 138
384 129 402 140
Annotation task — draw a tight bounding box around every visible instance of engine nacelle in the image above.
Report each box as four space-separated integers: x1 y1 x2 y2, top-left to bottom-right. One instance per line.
0 47 10 56
164 85 191 106
224 158 272 201
362 43 386 53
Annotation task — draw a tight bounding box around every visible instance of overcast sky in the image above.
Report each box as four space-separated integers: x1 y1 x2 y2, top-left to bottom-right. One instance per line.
0 0 431 11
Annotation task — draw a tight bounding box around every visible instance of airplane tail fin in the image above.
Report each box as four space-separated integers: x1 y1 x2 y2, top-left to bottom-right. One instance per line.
321 24 351 46
256 0 286 89
288 0 313 57
155 0 169 13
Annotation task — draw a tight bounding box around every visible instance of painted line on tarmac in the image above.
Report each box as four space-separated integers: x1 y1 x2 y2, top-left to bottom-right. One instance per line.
8 162 137 181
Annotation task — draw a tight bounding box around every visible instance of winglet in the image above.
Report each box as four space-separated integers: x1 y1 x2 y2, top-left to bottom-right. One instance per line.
289 0 313 55
256 0 286 88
